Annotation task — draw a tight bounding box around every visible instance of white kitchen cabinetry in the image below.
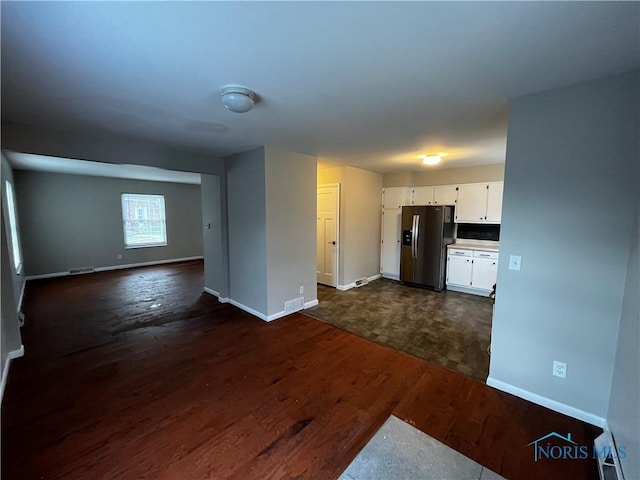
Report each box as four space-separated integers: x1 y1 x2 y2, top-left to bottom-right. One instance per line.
382 187 410 209
446 248 498 296
447 249 473 286
411 186 434 205
485 182 504 223
381 187 410 279
433 185 458 205
380 208 402 279
470 252 498 291
455 182 504 224
456 184 488 223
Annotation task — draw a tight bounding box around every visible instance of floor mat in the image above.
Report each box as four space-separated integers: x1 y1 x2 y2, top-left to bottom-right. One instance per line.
339 416 506 480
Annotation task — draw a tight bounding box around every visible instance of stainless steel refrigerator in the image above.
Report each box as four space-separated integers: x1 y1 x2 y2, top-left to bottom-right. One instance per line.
400 205 455 291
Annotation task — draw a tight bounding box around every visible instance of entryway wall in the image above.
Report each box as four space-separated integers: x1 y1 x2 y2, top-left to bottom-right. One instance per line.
317 165 382 289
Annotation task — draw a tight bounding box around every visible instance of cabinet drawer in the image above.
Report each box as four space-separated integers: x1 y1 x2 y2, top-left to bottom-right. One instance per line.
448 248 472 257
473 251 498 260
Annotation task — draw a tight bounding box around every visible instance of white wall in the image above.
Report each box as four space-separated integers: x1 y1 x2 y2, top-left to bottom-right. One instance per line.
489 71 639 424
225 146 318 320
607 202 639 480
265 146 317 316
14 171 203 276
226 148 268 315
201 174 226 297
318 165 383 287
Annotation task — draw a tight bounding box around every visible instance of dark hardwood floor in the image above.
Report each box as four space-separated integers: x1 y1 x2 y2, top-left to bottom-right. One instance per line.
2 261 601 479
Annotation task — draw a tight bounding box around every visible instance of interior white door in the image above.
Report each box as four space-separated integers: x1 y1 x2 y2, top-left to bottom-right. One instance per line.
317 185 339 287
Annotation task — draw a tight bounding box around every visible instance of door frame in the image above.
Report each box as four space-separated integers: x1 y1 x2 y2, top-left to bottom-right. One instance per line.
317 183 340 288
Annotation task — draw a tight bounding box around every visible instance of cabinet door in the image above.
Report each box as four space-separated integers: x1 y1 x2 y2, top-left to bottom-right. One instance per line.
381 209 402 277
471 257 498 290
486 182 503 223
433 185 458 205
455 183 488 223
447 255 472 286
412 186 434 205
382 187 409 209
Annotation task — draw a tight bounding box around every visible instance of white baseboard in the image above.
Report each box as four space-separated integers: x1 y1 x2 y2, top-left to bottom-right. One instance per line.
204 288 231 305
1 345 24 404
446 284 491 297
204 291 318 321
267 310 288 322
337 274 382 291
203 287 220 297
486 376 607 428
304 299 319 308
25 256 204 280
227 298 269 321
381 273 400 281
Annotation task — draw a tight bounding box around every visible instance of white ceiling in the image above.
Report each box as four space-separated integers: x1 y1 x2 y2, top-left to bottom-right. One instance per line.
1 2 638 174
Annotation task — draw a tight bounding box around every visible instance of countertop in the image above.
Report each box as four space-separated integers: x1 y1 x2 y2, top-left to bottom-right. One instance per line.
448 241 500 252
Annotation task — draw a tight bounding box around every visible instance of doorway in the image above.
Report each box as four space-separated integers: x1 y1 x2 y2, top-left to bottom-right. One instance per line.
317 184 340 287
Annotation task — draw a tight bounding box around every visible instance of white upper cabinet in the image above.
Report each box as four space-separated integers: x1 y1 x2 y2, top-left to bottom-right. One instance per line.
485 182 504 223
456 183 488 223
455 182 504 223
433 185 458 205
411 186 434 205
382 187 410 209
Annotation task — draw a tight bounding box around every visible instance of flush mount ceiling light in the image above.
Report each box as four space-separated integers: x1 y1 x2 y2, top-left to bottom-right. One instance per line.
220 86 256 113
422 154 442 166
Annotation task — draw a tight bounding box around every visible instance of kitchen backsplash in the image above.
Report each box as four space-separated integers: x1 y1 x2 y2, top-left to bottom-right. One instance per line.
456 223 500 241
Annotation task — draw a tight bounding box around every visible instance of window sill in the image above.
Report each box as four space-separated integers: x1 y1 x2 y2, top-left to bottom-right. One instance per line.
125 243 168 250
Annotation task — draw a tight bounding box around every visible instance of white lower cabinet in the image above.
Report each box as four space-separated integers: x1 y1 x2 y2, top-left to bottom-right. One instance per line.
446 250 473 286
446 248 498 296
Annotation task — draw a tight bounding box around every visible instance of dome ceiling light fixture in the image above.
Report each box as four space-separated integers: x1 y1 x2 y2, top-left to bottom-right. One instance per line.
422 154 442 166
220 85 256 113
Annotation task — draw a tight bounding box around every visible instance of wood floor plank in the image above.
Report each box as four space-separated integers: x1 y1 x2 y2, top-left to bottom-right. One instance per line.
2 261 602 479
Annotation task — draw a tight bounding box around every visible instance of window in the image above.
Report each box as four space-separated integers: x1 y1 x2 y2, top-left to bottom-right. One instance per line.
5 181 22 273
121 193 167 248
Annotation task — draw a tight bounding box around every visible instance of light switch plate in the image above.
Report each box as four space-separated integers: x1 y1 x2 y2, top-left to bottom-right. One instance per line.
509 255 522 271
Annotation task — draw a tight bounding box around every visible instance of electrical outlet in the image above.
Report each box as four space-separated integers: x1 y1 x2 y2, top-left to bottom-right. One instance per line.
117 254 122 260
299 285 304 295
553 360 567 379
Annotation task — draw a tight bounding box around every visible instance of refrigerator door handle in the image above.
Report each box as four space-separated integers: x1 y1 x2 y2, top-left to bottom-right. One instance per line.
411 214 418 259
414 214 420 259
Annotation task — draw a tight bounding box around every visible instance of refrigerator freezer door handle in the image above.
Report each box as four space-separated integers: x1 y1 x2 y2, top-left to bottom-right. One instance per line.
414 214 420 259
411 214 418 259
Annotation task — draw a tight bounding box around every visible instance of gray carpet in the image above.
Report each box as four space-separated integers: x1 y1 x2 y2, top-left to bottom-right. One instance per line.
339 416 506 480
304 279 493 382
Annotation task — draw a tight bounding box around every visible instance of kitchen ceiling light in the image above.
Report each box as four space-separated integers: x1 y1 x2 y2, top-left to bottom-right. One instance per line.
220 86 256 113
422 154 441 166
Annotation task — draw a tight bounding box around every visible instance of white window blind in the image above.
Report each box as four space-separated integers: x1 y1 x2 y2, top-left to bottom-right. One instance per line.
5 180 22 273
121 193 167 248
